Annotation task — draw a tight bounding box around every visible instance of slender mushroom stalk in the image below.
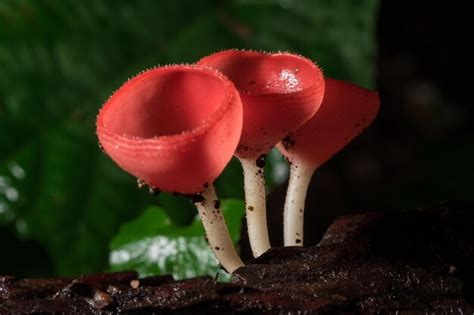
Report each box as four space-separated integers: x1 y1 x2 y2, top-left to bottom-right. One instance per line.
198 50 325 257
194 184 242 273
277 78 380 246
96 65 244 273
282 161 314 245
237 154 268 256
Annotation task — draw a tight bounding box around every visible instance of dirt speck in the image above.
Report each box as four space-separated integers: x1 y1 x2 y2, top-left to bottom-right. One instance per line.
189 194 205 203
148 186 160 196
256 154 266 168
130 280 140 289
282 135 296 150
137 179 146 189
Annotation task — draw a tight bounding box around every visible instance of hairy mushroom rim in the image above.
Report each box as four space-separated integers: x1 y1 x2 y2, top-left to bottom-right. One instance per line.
98 66 233 143
97 65 242 195
199 50 322 95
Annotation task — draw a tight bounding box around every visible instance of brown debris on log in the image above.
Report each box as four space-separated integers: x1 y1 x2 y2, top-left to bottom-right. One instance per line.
1 201 473 314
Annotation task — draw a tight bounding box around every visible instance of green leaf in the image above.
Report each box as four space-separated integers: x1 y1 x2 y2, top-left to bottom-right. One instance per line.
109 199 245 280
215 158 245 199
265 148 290 190
157 193 197 227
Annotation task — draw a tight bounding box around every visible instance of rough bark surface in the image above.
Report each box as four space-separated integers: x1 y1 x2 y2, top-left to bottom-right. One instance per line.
1 201 473 314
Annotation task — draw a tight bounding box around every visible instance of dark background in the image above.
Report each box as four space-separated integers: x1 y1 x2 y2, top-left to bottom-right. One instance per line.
1 1 472 276
262 1 474 256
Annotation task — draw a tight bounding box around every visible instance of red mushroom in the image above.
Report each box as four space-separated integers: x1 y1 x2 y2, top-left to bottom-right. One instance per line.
277 78 380 246
198 50 325 257
97 65 244 273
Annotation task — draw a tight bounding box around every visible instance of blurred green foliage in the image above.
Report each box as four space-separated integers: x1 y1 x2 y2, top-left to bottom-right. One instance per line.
0 0 378 277
110 199 245 280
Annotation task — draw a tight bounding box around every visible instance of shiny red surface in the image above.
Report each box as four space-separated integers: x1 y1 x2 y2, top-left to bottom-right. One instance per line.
198 50 325 158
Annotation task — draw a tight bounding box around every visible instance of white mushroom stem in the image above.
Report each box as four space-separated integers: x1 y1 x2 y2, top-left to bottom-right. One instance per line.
194 183 244 273
283 161 315 246
238 156 271 257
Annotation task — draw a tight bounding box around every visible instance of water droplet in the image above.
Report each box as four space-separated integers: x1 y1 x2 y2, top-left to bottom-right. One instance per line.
5 187 18 201
9 163 26 179
0 176 10 188
0 202 15 220
0 202 7 214
15 219 28 236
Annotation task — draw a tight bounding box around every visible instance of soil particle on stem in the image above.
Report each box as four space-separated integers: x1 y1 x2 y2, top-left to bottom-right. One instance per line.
187 194 205 204
281 135 296 150
255 154 266 168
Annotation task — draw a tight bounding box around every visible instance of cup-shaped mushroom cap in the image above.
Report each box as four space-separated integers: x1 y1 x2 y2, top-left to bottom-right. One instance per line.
278 78 380 169
97 65 243 194
198 50 325 158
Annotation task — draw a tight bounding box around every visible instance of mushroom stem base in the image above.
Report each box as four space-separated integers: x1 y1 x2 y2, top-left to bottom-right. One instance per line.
283 162 315 246
194 184 244 273
238 156 271 257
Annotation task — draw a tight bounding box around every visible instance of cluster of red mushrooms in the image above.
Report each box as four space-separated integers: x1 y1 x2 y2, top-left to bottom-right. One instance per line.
97 49 380 274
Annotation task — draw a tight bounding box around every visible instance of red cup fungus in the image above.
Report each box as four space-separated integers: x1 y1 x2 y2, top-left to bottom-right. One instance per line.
277 78 380 246
97 65 244 273
198 50 325 257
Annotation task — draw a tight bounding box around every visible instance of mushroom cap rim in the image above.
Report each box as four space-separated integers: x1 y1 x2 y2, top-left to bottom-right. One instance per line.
96 64 238 152
198 49 324 97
